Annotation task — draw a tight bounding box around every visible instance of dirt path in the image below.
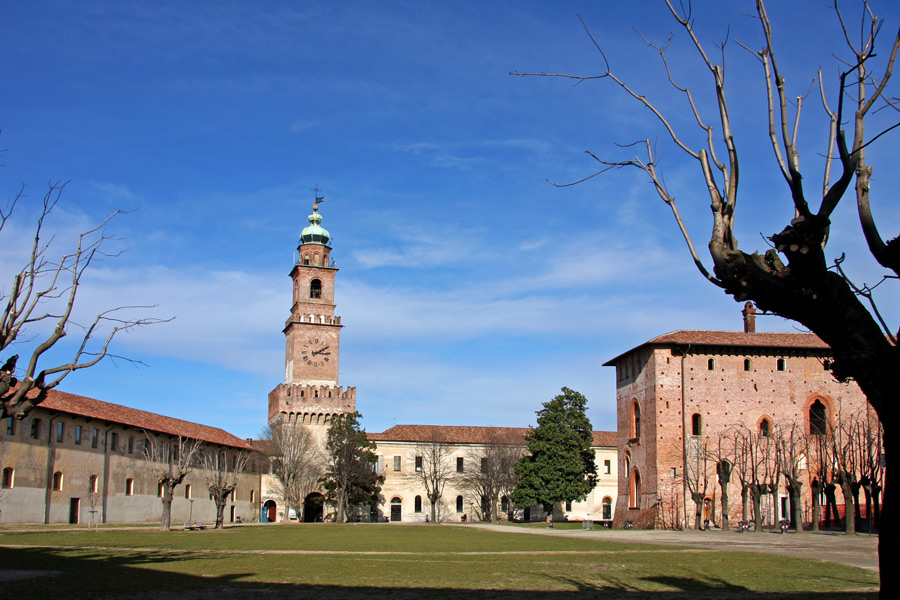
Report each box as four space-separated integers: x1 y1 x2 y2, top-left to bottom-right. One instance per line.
469 523 880 570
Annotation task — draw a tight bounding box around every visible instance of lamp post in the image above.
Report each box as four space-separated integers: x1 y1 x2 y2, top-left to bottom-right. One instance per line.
189 498 195 525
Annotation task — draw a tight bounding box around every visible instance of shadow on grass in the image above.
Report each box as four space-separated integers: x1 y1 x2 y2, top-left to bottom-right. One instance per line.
0 546 877 599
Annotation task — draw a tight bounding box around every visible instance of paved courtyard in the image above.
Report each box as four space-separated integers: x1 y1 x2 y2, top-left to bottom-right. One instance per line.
472 523 880 571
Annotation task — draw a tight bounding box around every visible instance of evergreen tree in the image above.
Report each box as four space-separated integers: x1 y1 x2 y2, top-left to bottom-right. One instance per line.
511 387 597 514
322 412 382 522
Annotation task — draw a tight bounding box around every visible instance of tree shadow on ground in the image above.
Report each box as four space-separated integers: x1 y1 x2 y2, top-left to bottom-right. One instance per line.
0 546 877 600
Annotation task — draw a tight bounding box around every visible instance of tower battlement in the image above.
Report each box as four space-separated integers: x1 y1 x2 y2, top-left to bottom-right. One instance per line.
267 381 357 424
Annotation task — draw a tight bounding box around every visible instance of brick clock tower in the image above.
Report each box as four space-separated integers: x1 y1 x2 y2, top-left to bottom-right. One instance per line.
268 198 356 431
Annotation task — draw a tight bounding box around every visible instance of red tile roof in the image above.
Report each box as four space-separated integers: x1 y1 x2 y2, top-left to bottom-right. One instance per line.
603 330 830 365
368 424 616 448
38 389 253 451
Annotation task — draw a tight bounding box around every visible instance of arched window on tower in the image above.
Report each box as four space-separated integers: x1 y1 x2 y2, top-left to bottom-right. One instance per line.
809 399 828 435
631 400 641 440
759 418 771 437
691 413 702 436
310 279 322 299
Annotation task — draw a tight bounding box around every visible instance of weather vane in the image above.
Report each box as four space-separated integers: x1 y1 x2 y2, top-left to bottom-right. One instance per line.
311 184 325 209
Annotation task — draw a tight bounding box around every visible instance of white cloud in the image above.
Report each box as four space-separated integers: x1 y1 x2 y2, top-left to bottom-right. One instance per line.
68 264 286 377
351 216 487 269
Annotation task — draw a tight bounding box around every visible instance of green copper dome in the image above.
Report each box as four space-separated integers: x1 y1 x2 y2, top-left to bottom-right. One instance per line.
300 204 330 245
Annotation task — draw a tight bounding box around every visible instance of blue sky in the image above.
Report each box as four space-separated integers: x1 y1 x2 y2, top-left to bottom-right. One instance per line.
2 1 898 439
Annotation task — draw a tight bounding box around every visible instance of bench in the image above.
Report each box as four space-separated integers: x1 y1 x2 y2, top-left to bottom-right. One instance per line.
184 523 207 530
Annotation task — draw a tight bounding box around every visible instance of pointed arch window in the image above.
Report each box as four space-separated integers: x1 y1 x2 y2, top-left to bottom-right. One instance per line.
628 469 641 509
630 400 641 440
759 418 771 437
809 400 828 435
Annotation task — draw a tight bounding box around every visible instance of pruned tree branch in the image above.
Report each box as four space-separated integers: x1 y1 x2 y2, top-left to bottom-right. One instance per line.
0 179 170 420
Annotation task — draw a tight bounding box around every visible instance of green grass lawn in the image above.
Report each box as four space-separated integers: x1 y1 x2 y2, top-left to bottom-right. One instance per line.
0 524 878 599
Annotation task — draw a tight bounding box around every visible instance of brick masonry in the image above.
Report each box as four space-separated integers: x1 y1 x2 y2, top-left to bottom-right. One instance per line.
607 317 869 529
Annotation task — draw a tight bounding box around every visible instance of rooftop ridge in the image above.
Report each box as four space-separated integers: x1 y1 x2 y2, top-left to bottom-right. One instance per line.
368 424 616 447
36 389 253 450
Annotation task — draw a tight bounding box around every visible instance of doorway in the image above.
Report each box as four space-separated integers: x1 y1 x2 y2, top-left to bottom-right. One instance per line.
304 492 325 522
262 500 277 523
69 498 80 524
390 497 402 522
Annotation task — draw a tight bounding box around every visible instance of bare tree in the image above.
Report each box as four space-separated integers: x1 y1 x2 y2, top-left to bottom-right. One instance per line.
0 182 167 420
413 437 453 523
711 428 738 531
829 404 860 535
82 470 102 531
261 420 323 522
201 447 250 529
683 433 711 530
774 421 805 531
457 435 524 522
513 2 898 591
143 433 201 531
805 426 830 532
733 427 776 532
856 408 885 531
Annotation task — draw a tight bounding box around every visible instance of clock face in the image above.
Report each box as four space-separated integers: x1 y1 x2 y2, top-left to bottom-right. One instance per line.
301 337 331 367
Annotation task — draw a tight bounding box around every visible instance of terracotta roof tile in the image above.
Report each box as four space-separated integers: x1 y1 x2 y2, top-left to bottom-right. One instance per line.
368 424 616 448
38 389 253 451
603 330 830 365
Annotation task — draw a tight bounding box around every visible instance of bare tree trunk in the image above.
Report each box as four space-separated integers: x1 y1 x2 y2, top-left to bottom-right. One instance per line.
429 493 439 523
811 480 822 532
741 484 749 525
852 480 863 530
720 491 730 531
873 484 882 530
788 482 803 532
691 493 703 530
215 496 226 529
751 486 763 533
839 474 856 535
161 488 174 532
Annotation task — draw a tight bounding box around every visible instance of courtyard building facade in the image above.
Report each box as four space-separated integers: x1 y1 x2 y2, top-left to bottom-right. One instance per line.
0 390 261 525
605 303 877 530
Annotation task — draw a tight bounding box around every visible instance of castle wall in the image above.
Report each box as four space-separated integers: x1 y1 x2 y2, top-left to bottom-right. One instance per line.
0 408 262 525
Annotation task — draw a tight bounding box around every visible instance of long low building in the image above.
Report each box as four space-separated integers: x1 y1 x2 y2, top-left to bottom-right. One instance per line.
368 424 617 524
0 390 262 526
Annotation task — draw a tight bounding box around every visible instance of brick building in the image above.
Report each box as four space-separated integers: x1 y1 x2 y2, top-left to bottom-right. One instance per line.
604 303 872 529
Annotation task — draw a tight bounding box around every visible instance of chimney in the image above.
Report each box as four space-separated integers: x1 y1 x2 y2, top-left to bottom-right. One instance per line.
742 301 756 334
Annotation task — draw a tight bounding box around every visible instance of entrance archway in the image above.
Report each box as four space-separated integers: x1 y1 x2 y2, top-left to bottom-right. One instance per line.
390 497 402 522
262 500 277 523
304 492 325 522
